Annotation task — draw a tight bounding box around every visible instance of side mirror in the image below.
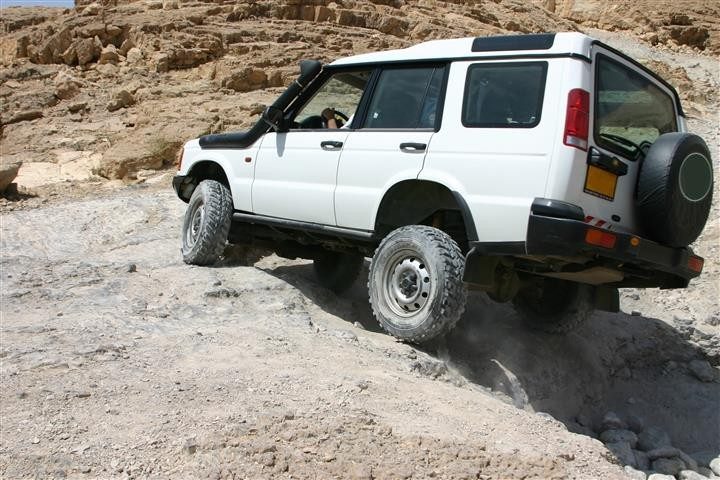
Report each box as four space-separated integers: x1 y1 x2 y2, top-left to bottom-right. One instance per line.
261 105 284 131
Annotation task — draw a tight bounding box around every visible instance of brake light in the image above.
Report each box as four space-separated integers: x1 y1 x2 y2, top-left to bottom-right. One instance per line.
564 88 590 151
585 228 616 249
688 255 704 273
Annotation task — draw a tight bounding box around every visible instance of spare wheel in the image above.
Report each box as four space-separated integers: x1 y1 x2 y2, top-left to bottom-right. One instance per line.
636 132 713 247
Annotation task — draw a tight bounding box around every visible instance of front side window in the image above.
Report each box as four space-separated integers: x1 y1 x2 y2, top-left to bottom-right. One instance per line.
594 54 677 157
294 70 371 129
362 66 444 129
462 61 547 128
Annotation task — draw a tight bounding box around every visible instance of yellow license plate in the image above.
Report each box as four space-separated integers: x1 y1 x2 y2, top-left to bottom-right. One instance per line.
584 165 618 200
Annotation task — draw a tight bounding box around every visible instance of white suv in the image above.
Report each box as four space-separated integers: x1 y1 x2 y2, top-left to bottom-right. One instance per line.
173 33 713 342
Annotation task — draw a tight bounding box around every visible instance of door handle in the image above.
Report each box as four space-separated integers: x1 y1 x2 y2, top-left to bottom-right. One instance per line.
399 142 427 152
320 140 343 150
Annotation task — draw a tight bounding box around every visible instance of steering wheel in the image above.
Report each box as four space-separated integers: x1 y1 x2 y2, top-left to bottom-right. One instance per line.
323 109 349 128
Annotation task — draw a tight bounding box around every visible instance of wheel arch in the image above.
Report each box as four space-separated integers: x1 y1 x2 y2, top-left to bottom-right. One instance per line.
177 160 231 202
373 179 478 245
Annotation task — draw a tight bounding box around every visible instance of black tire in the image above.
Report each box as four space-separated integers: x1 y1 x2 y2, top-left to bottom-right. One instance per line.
368 225 467 343
181 179 232 265
313 251 364 293
513 278 594 334
637 132 713 247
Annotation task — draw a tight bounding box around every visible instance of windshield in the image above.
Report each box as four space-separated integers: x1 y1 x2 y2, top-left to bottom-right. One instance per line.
594 54 677 157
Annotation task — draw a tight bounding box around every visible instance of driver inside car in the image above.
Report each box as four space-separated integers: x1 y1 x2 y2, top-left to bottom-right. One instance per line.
322 108 341 128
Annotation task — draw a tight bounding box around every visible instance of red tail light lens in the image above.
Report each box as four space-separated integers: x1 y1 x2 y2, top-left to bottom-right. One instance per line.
564 88 590 151
585 228 616 249
688 255 704 273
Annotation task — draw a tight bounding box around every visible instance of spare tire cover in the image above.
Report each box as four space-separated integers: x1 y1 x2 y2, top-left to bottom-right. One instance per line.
636 132 713 247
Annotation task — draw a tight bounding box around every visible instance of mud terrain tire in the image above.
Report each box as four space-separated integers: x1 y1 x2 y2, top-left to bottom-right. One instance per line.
181 180 232 265
313 251 364 293
369 225 467 343
637 132 713 247
513 278 593 333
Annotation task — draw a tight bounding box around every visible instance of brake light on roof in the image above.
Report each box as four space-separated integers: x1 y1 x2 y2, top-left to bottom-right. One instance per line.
688 255 704 273
585 228 616 249
564 88 590 151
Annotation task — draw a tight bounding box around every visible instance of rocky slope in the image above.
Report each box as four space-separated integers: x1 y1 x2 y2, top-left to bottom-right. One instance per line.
1 1 719 479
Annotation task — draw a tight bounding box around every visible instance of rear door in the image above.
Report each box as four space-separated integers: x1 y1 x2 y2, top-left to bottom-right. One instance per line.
334 65 445 230
582 47 680 232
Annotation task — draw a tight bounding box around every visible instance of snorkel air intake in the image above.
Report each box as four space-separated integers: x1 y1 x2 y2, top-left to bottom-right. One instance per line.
199 60 322 149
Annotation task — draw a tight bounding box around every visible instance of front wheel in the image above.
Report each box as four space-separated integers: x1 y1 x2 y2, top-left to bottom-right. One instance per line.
513 278 594 333
181 179 232 265
368 225 467 343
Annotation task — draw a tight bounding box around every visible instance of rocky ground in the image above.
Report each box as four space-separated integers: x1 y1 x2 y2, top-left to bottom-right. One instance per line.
1 1 719 479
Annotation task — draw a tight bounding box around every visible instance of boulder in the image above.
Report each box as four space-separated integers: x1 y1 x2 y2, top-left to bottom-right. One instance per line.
72 36 102 66
637 427 672 451
710 457 720 476
600 429 638 448
54 72 82 100
600 412 628 431
5 110 43 124
652 457 686 476
0 160 22 194
126 47 143 64
623 466 647 480
607 441 636 467
647 475 676 480
688 359 716 382
633 450 650 471
221 67 268 92
107 90 135 112
678 470 710 480
99 44 120 64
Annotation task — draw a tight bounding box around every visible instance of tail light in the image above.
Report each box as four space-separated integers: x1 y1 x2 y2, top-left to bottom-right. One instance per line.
688 255 704 273
564 88 590 151
585 228 616 249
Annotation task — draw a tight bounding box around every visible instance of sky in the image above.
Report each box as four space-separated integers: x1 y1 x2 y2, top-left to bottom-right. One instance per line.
1 0 74 7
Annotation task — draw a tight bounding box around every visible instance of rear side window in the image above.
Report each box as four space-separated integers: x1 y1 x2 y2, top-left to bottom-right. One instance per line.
462 62 547 128
594 54 677 157
362 67 444 129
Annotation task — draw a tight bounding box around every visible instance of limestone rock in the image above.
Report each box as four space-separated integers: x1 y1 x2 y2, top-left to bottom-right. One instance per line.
5 110 43 124
652 457 686 476
107 90 135 112
126 47 143 64
678 470 710 480
600 429 638 448
221 68 268 92
688 359 716 382
99 44 120 64
0 160 22 193
624 465 647 480
637 427 672 451
710 457 720 476
600 411 627 431
607 441 636 467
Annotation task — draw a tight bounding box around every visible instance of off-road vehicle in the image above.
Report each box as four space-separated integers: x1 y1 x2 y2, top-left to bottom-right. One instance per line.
173 32 713 342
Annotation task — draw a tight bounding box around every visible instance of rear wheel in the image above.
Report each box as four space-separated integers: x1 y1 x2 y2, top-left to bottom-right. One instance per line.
513 278 593 333
369 225 466 343
313 251 364 293
181 180 232 265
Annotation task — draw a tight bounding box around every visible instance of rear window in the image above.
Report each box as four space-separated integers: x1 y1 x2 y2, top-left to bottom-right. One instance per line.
594 54 677 157
462 62 547 128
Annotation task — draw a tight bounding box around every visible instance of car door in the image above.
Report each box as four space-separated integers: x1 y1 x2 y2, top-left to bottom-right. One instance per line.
252 70 371 225
334 66 445 230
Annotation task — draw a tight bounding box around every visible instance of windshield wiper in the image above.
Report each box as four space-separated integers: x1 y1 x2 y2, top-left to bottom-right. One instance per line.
598 132 646 160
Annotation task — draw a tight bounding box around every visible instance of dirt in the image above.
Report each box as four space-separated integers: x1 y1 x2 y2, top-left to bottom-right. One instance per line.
1 1 719 479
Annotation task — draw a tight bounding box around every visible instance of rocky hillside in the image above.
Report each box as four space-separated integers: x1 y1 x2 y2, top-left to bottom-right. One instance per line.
0 0 717 191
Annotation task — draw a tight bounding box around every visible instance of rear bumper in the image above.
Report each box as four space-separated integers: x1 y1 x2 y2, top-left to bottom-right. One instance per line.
467 198 702 288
